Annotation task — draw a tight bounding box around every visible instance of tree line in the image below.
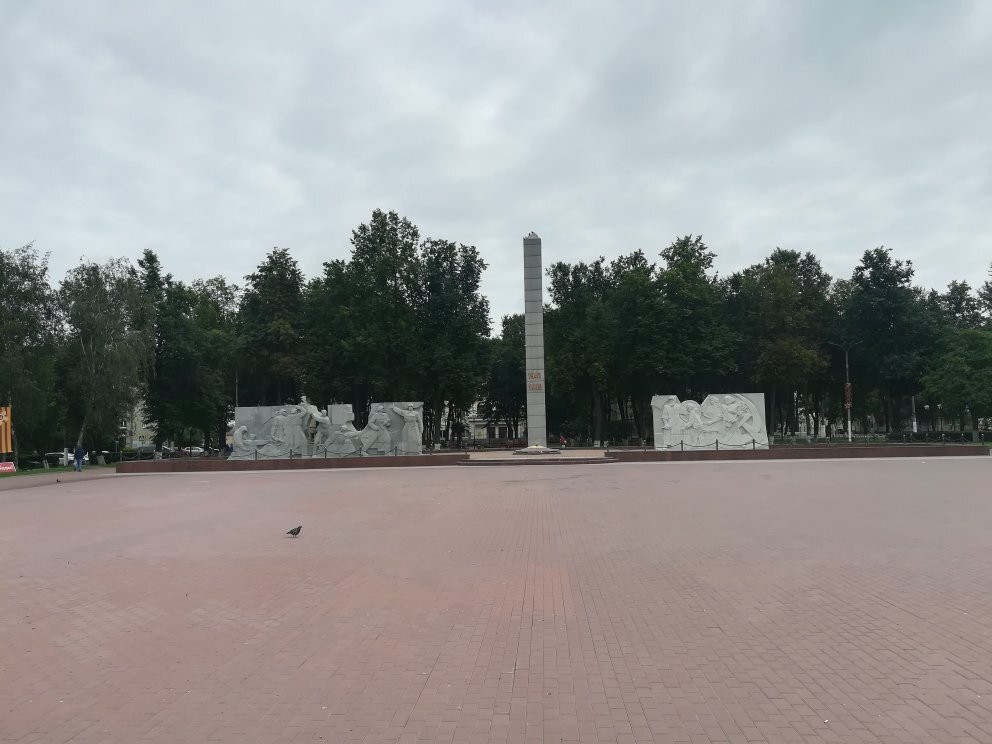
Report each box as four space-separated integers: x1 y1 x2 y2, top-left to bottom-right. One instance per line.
543 237 991 443
2 209 991 460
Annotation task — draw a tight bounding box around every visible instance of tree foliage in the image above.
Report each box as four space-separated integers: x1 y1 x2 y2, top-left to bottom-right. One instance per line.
5 215 989 457
923 329 992 436
59 258 154 448
302 209 491 440
238 248 305 406
0 244 59 457
141 249 240 449
481 314 526 438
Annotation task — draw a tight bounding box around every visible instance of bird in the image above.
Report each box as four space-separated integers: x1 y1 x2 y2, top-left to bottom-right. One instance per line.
286 525 302 538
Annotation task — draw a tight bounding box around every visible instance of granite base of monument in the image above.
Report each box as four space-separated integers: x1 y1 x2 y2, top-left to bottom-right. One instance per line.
513 445 561 456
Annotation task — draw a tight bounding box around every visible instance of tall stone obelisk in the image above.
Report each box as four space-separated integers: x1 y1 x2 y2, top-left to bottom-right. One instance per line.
522 232 549 449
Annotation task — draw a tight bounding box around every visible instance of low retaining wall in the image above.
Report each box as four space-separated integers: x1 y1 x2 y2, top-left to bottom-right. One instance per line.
613 445 989 463
116 453 468 474
116 445 987 473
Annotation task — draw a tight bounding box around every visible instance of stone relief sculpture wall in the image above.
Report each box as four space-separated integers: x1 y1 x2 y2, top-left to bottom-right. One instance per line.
651 393 769 450
230 398 424 460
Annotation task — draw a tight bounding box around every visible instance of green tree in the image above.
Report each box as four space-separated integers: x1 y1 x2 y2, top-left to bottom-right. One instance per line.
238 248 305 405
607 251 665 440
303 210 421 423
940 280 984 329
546 258 617 443
59 258 154 449
414 238 490 443
0 243 59 458
302 259 361 409
347 210 421 407
979 264 992 320
655 236 735 394
190 276 241 447
141 249 240 450
481 314 526 438
839 248 944 431
923 329 992 439
304 210 490 440
725 249 830 435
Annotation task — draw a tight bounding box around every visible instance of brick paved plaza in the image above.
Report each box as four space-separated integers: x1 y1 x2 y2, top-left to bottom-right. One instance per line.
3 458 992 744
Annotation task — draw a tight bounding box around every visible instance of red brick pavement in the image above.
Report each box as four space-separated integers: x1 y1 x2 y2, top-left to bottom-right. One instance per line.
2 458 992 743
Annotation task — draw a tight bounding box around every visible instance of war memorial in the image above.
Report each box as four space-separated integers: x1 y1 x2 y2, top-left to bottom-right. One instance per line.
3 234 990 744
104 232 985 474
209 232 776 469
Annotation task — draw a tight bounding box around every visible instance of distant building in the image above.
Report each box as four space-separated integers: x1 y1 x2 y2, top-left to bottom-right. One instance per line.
464 402 526 445
122 406 157 449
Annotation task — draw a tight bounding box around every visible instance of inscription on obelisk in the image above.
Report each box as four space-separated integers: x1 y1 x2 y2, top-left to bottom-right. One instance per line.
523 232 548 448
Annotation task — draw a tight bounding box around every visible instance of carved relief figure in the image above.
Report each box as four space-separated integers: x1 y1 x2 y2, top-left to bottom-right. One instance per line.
682 400 704 447
269 409 288 444
230 425 259 459
392 403 423 455
330 421 363 455
311 407 333 450
660 397 683 442
360 404 392 456
282 405 310 455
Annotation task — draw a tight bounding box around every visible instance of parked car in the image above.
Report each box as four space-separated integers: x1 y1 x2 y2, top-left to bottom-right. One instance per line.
44 451 89 467
181 446 205 456
134 445 176 459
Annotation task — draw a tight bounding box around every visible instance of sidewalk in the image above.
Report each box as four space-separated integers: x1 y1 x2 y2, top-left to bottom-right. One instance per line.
0 468 119 492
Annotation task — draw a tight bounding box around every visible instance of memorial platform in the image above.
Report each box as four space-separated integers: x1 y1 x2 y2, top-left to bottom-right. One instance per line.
116 452 467 473
114 444 986 474
612 443 989 462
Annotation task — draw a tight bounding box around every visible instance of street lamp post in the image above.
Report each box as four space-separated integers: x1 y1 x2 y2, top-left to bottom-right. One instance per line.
843 347 852 443
828 341 861 443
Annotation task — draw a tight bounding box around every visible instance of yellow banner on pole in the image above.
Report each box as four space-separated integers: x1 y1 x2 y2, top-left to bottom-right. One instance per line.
0 406 11 454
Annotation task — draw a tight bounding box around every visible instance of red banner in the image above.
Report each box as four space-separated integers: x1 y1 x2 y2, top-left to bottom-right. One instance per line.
0 462 15 473
844 383 852 410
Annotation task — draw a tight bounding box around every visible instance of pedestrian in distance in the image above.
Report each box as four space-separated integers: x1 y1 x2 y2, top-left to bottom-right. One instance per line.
74 445 85 472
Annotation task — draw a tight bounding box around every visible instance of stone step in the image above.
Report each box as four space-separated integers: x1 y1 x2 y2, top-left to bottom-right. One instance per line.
458 456 619 466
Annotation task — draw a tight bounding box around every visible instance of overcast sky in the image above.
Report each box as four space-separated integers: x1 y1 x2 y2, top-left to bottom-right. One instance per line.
2 1 990 323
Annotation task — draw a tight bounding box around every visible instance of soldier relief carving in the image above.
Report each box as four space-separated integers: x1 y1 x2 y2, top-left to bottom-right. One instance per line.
229 398 424 460
651 393 769 450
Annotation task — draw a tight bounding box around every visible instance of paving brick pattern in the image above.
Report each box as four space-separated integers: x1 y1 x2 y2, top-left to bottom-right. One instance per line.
2 458 992 743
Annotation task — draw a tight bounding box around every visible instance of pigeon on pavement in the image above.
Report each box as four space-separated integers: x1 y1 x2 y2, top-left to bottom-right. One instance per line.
286 525 302 537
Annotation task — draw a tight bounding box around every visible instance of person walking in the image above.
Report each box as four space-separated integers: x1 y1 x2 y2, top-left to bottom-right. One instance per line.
74 445 85 472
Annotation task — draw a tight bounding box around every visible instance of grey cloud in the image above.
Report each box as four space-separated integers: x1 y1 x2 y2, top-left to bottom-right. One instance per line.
1 1 989 323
